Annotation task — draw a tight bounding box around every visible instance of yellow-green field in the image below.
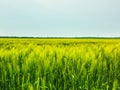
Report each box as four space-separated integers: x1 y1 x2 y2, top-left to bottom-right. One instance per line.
0 38 120 90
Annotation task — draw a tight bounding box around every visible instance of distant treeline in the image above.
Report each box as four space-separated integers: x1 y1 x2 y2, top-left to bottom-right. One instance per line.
0 36 120 39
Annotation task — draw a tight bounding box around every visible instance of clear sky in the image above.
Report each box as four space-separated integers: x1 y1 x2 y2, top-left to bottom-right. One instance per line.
0 0 120 37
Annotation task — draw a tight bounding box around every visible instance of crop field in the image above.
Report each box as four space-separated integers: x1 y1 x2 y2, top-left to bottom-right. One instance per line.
0 38 120 90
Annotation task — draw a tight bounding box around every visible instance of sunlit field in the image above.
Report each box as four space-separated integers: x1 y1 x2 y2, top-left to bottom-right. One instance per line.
0 38 120 90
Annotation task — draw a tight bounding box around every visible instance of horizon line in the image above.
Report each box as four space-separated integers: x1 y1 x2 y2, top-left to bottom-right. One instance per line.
0 36 120 39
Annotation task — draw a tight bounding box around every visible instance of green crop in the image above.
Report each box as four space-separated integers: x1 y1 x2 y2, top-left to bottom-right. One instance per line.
0 38 120 90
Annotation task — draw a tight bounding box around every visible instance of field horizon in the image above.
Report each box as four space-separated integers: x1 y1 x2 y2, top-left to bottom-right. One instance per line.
0 36 120 39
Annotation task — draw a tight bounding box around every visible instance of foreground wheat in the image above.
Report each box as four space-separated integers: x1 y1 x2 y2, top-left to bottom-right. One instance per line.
0 38 120 90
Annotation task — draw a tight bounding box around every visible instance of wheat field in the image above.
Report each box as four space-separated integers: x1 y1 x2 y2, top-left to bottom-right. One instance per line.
0 38 120 90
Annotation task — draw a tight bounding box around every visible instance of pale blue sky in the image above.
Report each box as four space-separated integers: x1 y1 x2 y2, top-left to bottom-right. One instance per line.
0 0 120 37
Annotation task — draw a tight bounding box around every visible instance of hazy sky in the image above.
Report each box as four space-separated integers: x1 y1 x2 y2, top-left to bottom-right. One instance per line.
0 0 120 37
